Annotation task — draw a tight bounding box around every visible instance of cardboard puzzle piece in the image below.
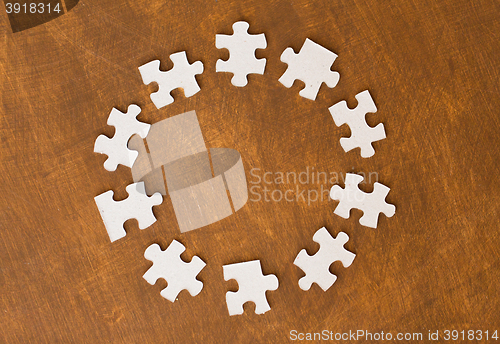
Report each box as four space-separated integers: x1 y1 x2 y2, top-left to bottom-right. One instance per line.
279 38 340 100
216 21 267 87
223 260 278 316
143 240 206 302
329 90 386 158
94 182 162 242
139 51 204 109
294 227 355 291
330 173 396 228
94 104 151 171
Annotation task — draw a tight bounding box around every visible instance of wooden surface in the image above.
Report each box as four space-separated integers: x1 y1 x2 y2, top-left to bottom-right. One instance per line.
1 0 499 343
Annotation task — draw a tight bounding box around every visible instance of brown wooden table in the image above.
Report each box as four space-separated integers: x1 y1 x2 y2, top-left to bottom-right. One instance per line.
1 0 499 342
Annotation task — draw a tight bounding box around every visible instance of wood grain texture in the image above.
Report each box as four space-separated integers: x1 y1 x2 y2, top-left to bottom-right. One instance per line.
1 0 499 342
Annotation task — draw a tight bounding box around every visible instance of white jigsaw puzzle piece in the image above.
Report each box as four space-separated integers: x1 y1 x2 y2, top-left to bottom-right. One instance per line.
143 240 206 302
329 90 386 158
279 38 340 100
330 173 396 228
94 182 163 242
139 51 204 109
223 260 278 316
94 104 150 171
216 21 267 87
294 227 355 291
